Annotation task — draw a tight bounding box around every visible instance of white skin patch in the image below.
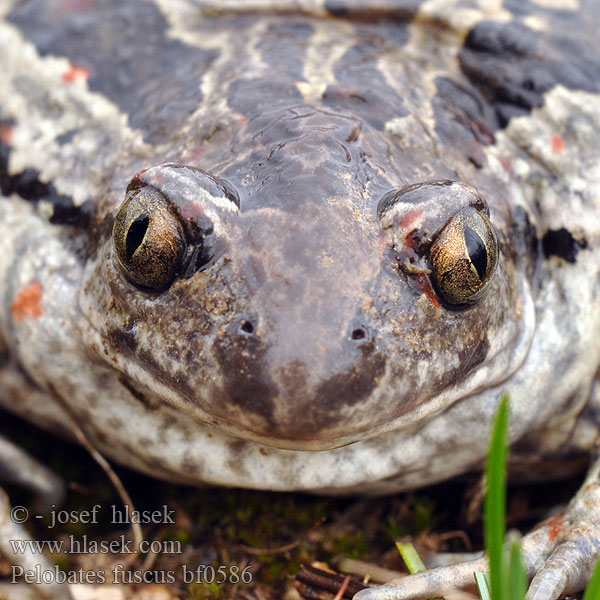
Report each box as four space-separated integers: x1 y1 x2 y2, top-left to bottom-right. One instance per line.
416 0 511 40
0 24 146 207
532 0 579 10
498 86 600 238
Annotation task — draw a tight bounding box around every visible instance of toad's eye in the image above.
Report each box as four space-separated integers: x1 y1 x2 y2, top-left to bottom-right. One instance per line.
430 207 498 308
113 186 185 290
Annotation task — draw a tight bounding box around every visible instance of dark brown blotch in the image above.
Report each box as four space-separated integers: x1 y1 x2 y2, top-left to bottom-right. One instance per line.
542 227 587 264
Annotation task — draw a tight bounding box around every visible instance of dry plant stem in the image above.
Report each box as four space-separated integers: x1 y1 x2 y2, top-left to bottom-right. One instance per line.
49 383 144 567
295 564 367 599
237 516 324 555
333 576 352 600
236 539 302 555
336 557 406 583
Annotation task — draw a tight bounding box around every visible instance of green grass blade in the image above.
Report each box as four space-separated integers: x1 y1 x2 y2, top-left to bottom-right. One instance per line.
507 540 527 600
395 542 442 600
485 394 510 600
583 557 600 600
395 541 427 574
475 571 492 600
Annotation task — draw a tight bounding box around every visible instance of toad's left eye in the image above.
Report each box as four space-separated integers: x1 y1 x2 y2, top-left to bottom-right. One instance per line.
430 207 498 308
113 186 186 291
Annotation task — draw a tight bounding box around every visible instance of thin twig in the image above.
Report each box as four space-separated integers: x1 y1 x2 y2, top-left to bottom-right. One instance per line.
236 516 325 556
335 557 405 583
295 564 367 599
49 384 143 567
236 539 302 555
333 576 351 600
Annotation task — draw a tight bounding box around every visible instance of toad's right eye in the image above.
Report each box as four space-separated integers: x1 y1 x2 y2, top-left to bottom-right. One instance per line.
430 206 499 308
113 186 185 291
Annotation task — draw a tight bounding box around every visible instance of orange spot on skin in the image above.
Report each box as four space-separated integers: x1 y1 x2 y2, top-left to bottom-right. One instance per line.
62 62 90 83
180 201 207 221
413 273 440 307
62 0 99 12
149 173 165 185
1 124 13 145
400 209 422 231
547 514 565 542
180 146 205 164
11 281 44 323
499 157 512 173
551 134 565 153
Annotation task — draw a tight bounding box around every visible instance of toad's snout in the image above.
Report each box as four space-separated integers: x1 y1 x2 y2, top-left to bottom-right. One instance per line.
207 307 387 449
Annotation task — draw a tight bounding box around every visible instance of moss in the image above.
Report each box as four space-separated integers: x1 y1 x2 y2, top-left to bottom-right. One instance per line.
187 581 225 600
330 532 369 560
257 551 305 582
413 496 437 531
51 553 73 573
167 529 192 545
385 516 409 542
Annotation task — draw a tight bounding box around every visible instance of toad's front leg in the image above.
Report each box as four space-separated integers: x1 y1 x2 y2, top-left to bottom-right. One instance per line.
354 455 600 600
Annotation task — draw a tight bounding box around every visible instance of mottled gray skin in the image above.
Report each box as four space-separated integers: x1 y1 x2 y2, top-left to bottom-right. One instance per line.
1 0 600 598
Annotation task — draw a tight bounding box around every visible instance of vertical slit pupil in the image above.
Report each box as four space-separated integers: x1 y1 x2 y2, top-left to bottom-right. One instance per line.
125 214 149 259
464 226 487 280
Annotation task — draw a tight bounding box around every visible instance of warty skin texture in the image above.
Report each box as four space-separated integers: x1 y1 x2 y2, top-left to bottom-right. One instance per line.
1 1 600 599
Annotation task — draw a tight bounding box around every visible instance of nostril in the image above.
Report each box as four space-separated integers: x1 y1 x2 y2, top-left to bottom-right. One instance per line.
349 321 373 345
351 327 367 341
238 319 256 336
